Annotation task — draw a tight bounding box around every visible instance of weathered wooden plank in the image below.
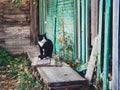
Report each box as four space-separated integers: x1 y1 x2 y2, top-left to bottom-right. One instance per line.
7 48 24 52
91 0 98 45
37 66 86 85
1 21 30 26
0 34 30 39
0 44 28 48
3 9 29 15
0 26 30 39
5 38 30 45
112 0 119 90
0 44 28 54
2 19 30 24
7 50 25 54
3 26 30 33
85 36 98 82
3 14 29 22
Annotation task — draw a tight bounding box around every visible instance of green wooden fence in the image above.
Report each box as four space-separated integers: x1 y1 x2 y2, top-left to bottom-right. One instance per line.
44 0 76 59
38 0 113 90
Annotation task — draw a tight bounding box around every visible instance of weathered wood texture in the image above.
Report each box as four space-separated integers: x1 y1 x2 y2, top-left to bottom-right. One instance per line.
37 67 87 89
91 0 98 45
112 0 119 90
30 0 38 44
85 36 98 82
0 0 30 54
25 45 88 90
25 45 67 67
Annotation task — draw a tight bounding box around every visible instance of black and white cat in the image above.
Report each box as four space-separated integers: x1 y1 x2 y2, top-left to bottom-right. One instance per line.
38 33 53 60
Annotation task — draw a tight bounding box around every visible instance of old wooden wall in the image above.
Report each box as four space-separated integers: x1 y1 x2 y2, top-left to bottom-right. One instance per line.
0 0 30 54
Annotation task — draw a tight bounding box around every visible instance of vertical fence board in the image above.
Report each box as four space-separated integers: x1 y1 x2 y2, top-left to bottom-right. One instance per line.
85 0 89 63
81 0 86 63
39 0 44 34
77 0 82 60
97 0 103 82
112 0 119 90
91 0 98 45
103 0 111 90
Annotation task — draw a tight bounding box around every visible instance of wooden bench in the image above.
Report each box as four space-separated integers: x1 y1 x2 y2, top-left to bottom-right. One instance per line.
25 45 88 90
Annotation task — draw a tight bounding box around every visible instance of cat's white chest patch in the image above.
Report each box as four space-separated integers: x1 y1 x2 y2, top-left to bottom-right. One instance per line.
38 38 47 47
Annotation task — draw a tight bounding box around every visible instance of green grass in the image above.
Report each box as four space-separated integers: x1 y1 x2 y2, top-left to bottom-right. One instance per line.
0 46 42 90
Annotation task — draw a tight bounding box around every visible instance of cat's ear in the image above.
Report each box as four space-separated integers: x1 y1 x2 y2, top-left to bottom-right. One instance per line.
43 33 46 36
38 34 43 37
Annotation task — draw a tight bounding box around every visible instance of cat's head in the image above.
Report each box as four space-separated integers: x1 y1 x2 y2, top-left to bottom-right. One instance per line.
38 33 47 47
38 33 47 41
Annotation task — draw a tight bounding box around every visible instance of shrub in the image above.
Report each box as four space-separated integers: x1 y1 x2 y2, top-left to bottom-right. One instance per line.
0 46 13 66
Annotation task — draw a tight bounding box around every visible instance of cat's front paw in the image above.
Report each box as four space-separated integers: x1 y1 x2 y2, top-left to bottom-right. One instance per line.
38 55 44 59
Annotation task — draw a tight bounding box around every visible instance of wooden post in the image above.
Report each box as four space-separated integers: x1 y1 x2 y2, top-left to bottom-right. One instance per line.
30 0 38 44
112 0 119 90
91 0 98 45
